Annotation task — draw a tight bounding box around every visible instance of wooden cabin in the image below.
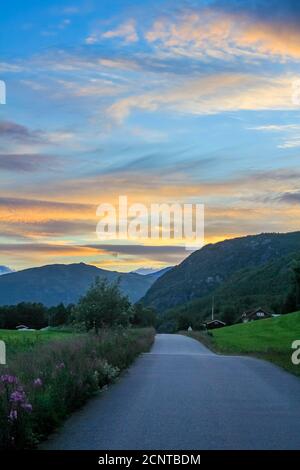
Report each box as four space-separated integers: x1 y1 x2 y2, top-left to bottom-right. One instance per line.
239 307 272 323
205 319 226 330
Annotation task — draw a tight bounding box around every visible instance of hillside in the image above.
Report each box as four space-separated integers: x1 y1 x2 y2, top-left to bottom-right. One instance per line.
142 231 300 313
169 251 298 326
185 311 300 377
0 263 166 306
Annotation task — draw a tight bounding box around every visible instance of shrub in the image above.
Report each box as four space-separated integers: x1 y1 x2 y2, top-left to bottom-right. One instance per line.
0 328 155 449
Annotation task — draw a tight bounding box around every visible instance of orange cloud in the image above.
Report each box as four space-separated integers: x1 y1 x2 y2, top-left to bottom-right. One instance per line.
87 20 138 45
146 9 300 60
107 72 297 123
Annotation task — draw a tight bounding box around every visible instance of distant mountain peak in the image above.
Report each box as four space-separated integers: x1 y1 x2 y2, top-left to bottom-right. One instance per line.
132 267 171 276
0 265 14 275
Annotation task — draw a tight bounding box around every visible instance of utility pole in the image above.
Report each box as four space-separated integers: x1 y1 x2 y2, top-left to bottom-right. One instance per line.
211 296 215 321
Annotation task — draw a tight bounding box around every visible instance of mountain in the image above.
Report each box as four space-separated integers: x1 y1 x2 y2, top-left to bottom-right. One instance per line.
142 232 300 313
132 268 159 275
132 267 172 282
0 266 13 275
137 266 172 281
167 251 298 327
0 263 164 307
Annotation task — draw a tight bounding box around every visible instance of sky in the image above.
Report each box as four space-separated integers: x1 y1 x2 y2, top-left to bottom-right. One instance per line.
1 0 300 272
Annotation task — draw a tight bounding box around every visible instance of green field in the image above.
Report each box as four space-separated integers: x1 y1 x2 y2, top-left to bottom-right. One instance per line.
184 311 300 377
0 328 77 355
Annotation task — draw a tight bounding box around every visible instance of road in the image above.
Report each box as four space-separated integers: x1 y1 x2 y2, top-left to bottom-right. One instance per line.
42 334 300 450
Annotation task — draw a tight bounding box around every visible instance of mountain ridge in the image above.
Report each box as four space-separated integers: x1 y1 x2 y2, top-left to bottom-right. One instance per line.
0 262 167 307
141 231 300 313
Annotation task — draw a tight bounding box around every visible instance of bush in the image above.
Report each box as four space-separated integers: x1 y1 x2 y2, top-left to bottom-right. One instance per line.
0 328 155 449
75 278 131 332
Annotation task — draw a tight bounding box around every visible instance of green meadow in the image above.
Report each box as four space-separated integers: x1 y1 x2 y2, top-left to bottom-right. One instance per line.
185 311 300 377
0 329 78 355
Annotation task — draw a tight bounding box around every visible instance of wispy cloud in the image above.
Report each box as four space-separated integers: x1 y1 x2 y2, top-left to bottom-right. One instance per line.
108 73 297 123
87 20 138 45
250 123 300 148
0 153 53 172
0 121 44 143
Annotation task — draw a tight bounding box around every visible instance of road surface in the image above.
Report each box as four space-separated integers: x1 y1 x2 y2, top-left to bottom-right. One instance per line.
42 334 300 450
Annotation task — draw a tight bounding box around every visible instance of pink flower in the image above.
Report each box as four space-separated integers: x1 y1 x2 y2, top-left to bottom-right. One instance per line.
10 389 26 403
1 374 18 385
21 403 32 413
55 362 65 370
33 378 43 387
9 409 18 421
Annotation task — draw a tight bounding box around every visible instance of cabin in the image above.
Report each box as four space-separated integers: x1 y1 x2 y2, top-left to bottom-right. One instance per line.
205 319 226 330
239 307 272 323
16 325 36 331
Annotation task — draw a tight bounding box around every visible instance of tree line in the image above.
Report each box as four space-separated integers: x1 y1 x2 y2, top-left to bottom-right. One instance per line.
0 277 157 331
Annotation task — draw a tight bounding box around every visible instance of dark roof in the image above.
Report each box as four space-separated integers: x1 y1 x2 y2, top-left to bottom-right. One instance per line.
236 307 273 323
206 319 226 326
242 307 272 317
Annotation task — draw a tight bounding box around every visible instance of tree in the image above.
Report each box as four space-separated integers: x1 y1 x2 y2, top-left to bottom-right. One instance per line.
0 303 47 329
283 260 300 314
293 262 300 310
131 303 157 327
221 307 236 325
176 312 192 331
48 303 74 327
76 277 131 333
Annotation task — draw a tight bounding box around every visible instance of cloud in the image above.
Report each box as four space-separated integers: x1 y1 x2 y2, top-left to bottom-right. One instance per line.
2 219 97 238
87 20 138 45
56 78 127 97
145 6 300 61
250 124 300 132
0 197 94 221
0 62 23 73
0 153 52 172
0 120 44 143
108 72 297 123
276 191 300 204
87 244 186 256
86 244 187 265
279 139 300 149
250 123 300 148
0 243 97 255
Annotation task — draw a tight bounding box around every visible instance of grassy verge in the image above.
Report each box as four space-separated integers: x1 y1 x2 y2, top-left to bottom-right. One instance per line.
182 311 300 377
0 329 78 355
0 327 155 449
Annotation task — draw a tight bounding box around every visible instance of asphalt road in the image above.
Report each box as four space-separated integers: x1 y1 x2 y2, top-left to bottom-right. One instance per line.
42 334 300 450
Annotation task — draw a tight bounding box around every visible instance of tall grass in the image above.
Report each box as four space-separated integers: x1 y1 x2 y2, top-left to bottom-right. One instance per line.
0 328 155 449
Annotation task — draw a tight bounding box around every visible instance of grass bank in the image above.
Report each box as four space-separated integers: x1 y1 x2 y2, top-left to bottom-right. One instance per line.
0 327 155 449
182 311 300 377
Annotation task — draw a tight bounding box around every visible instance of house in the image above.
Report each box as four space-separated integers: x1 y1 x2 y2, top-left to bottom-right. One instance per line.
205 319 226 330
16 325 36 331
239 307 272 323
